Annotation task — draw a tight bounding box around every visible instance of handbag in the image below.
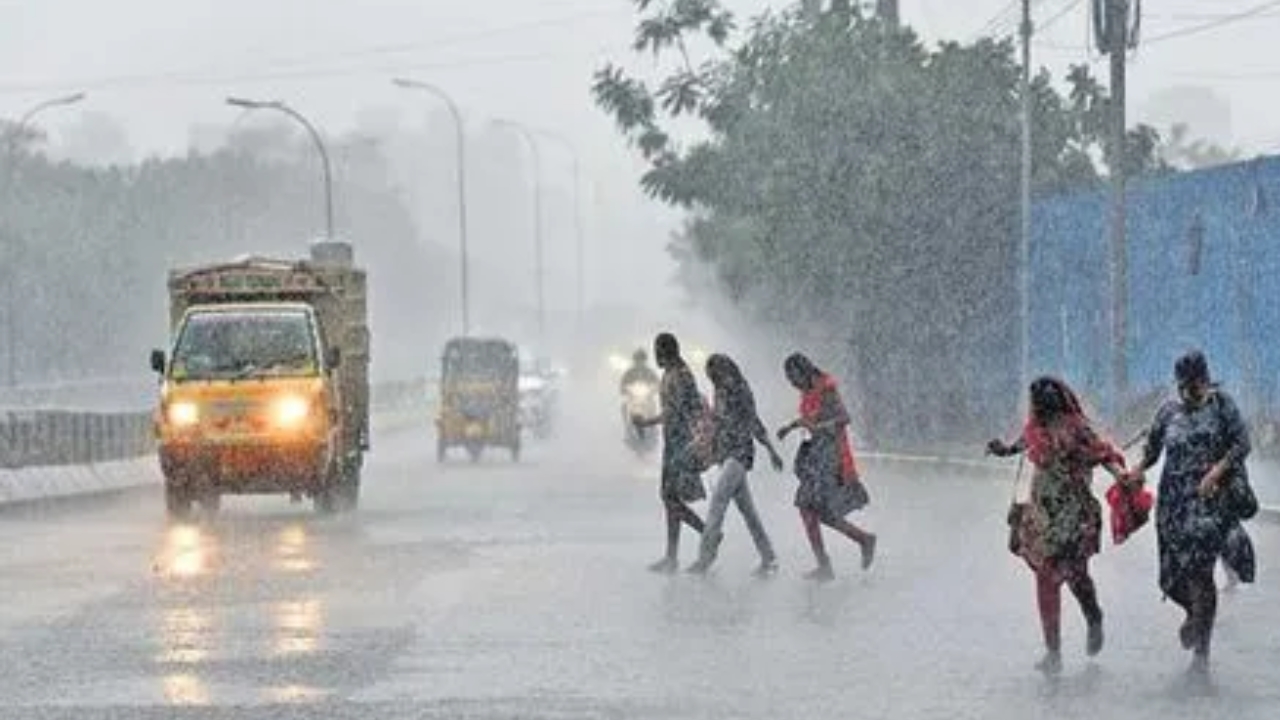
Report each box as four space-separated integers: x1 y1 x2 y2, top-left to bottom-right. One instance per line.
1006 455 1030 556
1210 394 1258 522
1218 462 1258 522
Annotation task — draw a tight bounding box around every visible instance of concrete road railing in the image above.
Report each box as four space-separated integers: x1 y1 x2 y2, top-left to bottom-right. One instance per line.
0 377 434 470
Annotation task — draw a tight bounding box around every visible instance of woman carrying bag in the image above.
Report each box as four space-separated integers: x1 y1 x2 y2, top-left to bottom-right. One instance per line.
1121 350 1257 675
988 376 1127 675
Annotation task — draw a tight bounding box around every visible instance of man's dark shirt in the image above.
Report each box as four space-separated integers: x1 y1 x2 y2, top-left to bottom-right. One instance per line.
660 361 702 474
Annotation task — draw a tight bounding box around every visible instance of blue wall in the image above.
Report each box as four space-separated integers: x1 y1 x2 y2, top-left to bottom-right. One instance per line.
1030 156 1280 418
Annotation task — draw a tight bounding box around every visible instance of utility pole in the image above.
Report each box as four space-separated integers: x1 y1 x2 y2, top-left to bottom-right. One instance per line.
1019 0 1033 398
1096 0 1137 410
876 0 899 26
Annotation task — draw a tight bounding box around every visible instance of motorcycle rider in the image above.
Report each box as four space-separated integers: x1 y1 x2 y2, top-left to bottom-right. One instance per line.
620 349 661 446
620 349 660 393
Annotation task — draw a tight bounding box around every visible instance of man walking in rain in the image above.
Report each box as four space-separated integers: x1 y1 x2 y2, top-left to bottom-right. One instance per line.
633 332 707 573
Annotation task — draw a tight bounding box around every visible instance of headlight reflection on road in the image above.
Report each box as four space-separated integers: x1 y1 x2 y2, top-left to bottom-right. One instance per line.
272 598 324 657
157 606 214 664
268 684 330 703
275 523 315 574
162 673 210 706
157 523 218 580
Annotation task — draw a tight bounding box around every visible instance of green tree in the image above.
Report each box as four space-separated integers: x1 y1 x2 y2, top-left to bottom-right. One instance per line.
593 1 1166 444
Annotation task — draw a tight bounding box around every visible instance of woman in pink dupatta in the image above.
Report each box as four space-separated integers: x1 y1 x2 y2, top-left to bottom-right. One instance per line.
988 376 1127 674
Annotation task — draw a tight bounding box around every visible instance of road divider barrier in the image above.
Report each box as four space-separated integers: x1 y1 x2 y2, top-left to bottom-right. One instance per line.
1 377 434 470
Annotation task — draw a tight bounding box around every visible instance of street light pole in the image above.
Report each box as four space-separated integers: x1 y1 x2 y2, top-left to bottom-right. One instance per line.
1019 0 1033 400
392 78 471 336
490 119 545 339
226 97 334 239
2 92 87 387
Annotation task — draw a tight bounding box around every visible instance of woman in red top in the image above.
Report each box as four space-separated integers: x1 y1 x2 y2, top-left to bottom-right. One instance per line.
988 376 1127 674
778 353 876 581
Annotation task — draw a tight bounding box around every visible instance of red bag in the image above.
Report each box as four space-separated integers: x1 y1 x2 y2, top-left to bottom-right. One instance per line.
1106 480 1153 545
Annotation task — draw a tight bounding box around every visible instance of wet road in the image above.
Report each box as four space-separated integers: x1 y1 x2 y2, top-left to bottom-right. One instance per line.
1 421 1279 719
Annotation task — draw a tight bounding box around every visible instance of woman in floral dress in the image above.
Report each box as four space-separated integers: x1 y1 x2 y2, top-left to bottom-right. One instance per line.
988 376 1127 674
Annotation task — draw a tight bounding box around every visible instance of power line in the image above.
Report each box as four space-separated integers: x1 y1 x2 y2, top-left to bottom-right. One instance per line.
1146 9 1280 22
1039 0 1087 33
0 8 624 96
972 0 1022 40
225 8 627 72
0 48 608 95
1144 0 1280 45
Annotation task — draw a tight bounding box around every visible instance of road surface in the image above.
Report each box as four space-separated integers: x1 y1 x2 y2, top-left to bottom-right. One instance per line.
0 415 1278 719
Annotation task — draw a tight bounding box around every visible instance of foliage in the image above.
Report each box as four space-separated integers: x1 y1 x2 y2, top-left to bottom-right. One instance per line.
592 0 1174 444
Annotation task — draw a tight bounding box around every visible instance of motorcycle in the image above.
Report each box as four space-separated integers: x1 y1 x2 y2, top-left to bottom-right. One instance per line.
621 379 659 456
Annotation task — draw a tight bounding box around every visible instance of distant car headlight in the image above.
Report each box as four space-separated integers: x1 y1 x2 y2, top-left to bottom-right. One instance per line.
272 395 311 429
167 401 199 427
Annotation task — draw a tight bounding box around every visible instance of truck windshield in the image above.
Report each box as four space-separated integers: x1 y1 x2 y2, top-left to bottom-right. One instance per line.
171 310 319 380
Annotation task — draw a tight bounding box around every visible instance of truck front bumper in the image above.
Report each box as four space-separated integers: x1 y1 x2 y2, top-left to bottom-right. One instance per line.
159 439 331 494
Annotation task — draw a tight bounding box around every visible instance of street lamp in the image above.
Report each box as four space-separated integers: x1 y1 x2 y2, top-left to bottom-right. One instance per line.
489 118 545 339
225 96 334 239
392 78 472 336
2 92 87 387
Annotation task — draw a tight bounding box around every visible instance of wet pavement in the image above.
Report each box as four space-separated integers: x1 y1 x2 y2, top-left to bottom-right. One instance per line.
1 420 1279 719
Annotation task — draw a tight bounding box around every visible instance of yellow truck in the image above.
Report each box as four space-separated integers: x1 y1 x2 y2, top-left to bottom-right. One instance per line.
149 240 370 518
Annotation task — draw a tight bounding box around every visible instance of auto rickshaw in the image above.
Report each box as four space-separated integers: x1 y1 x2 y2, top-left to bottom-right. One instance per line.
435 337 521 463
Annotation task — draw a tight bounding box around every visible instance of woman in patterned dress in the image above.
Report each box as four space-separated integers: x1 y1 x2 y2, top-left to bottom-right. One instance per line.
777 353 876 581
1122 350 1251 674
988 376 1127 674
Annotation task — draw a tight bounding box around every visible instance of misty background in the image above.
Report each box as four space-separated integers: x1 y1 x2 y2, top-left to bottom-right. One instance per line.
2 0 1276 446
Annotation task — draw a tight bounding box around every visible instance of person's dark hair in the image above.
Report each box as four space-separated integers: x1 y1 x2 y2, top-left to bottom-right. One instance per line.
1175 350 1210 387
706 353 745 391
654 332 681 365
783 352 821 391
1028 376 1082 424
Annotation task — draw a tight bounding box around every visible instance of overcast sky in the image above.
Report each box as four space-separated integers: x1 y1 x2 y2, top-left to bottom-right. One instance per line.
2 0 1275 308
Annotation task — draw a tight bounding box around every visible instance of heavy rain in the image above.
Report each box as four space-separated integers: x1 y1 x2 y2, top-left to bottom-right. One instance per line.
2 1 1280 718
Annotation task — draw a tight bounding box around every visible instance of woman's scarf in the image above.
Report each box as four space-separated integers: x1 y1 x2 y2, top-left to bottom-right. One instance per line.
800 373 859 481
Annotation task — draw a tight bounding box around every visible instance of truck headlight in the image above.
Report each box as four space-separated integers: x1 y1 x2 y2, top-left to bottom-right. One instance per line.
272 396 311 429
167 401 199 427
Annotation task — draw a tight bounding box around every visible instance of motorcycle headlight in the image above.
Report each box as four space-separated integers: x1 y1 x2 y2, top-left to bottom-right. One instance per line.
167 401 199 427
272 395 311 429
